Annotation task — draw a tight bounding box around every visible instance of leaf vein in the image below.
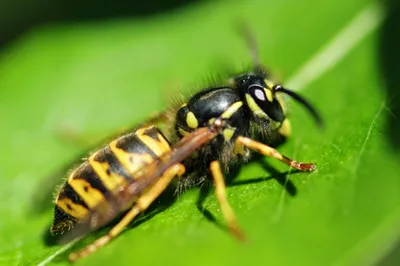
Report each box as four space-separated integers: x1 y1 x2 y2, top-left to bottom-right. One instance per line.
351 102 385 177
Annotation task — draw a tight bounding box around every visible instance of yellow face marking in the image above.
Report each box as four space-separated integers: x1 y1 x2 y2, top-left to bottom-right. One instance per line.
56 197 88 219
264 79 277 102
110 139 154 176
178 127 191 137
186 112 199 129
89 151 126 190
245 94 268 118
223 128 235 141
221 101 243 119
180 103 187 108
264 89 273 102
136 127 171 156
68 177 105 208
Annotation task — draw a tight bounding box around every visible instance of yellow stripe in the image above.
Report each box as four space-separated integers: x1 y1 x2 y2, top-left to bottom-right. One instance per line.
88 151 126 190
109 139 154 176
56 197 88 220
245 93 282 129
186 112 199 129
136 127 171 157
221 101 243 119
68 176 105 208
245 94 268 118
178 127 191 137
223 128 235 141
264 89 273 102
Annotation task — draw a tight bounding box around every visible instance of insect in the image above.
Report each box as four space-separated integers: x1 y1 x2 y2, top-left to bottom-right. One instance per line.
50 29 322 262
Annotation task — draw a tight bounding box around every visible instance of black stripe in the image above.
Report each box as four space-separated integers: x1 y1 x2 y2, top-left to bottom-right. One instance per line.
94 146 132 180
115 131 158 158
74 163 110 195
142 127 171 145
58 183 89 209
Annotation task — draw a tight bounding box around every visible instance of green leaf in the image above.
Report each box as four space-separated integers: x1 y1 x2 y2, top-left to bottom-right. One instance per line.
1 0 398 265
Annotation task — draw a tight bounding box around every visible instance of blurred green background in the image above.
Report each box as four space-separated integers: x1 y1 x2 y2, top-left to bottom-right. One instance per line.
0 0 400 265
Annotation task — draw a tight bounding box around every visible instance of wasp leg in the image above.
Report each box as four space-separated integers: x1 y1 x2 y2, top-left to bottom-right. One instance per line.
210 160 246 241
235 136 316 171
69 163 186 262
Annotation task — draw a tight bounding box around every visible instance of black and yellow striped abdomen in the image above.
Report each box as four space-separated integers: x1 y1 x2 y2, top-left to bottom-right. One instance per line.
51 126 172 234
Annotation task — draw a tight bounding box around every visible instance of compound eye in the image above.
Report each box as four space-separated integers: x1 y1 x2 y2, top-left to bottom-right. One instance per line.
248 85 268 102
248 85 285 122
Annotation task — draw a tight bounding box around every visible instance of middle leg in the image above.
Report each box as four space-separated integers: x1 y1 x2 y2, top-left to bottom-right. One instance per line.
210 160 245 240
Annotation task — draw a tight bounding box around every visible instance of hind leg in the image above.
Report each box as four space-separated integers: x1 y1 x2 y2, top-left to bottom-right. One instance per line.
68 163 185 262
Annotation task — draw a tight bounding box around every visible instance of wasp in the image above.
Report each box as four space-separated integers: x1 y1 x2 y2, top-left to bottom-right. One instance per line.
50 29 322 262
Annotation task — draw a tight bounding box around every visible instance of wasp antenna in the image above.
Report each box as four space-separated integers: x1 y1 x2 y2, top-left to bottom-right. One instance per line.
275 86 323 128
236 21 267 76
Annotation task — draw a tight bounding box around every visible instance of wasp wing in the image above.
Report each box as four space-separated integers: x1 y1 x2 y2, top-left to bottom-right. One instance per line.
58 126 218 244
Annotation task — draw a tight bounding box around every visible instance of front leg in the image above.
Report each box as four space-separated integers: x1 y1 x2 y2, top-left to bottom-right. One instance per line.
235 136 316 171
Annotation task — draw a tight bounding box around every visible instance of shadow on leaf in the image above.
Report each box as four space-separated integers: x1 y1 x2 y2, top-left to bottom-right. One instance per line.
377 0 400 264
41 156 302 262
380 0 400 153
195 159 299 232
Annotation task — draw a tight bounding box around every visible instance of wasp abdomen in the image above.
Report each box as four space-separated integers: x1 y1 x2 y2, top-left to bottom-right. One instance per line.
51 126 172 235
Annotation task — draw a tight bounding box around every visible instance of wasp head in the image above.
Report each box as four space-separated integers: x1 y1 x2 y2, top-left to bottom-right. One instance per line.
232 73 322 127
